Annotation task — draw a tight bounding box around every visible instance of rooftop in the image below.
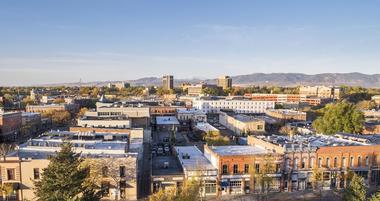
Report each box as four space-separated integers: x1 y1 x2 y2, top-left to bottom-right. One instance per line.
209 145 268 156
195 122 219 132
233 114 264 123
152 155 183 176
156 116 180 125
175 146 216 171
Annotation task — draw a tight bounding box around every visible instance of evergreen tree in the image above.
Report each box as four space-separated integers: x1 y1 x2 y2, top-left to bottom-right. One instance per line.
342 174 367 201
369 190 380 201
34 142 100 201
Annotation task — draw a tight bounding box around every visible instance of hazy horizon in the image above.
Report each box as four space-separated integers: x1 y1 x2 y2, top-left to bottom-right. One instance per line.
1 1 380 86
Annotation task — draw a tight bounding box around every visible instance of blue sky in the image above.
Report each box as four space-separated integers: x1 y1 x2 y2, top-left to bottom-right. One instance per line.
0 0 380 86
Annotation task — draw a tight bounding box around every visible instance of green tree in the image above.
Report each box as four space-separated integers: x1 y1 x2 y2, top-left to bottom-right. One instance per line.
369 189 380 201
342 173 367 201
313 101 365 134
34 142 100 201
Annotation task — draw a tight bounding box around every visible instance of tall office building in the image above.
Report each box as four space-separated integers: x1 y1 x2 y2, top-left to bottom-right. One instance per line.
162 75 174 90
217 75 232 90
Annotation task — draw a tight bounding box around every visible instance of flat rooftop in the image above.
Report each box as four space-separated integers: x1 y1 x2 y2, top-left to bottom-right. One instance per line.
152 155 183 176
175 146 216 171
195 122 218 132
267 109 306 115
156 116 180 125
233 114 264 122
209 145 268 156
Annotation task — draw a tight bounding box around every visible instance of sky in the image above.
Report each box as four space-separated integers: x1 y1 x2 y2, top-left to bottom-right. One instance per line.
0 0 380 86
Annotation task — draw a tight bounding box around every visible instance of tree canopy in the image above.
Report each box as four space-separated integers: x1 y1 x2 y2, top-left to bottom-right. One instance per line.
34 142 100 201
342 174 367 201
313 101 364 134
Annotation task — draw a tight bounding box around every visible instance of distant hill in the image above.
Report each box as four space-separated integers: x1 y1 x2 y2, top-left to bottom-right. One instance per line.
46 73 380 88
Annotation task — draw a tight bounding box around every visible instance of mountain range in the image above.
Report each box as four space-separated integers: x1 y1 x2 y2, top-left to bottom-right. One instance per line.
49 72 380 88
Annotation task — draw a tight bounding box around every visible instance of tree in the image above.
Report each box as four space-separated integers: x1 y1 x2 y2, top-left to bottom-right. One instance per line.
279 126 297 137
356 100 377 110
369 189 380 201
0 143 15 161
313 101 365 134
34 142 100 201
53 98 66 104
148 180 201 201
342 173 367 201
77 107 88 118
311 167 323 200
1 183 14 201
250 154 276 200
42 110 71 127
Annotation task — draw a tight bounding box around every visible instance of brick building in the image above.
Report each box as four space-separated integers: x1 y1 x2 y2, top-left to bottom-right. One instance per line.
0 110 22 142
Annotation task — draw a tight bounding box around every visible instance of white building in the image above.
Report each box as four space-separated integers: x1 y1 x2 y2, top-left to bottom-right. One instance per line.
174 146 218 197
192 99 275 114
176 108 207 123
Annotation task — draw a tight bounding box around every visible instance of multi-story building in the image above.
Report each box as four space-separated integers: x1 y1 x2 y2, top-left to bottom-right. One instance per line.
219 111 265 135
192 97 275 114
162 75 174 90
372 95 380 105
176 108 207 123
85 102 150 128
299 86 340 100
0 110 22 142
174 146 218 197
0 130 142 200
187 83 221 96
247 133 380 191
26 103 79 114
77 116 131 129
217 76 232 90
204 145 283 195
108 82 130 89
265 109 307 122
244 93 323 106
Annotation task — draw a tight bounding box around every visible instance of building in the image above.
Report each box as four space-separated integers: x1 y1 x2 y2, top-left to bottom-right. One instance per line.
247 133 380 191
176 108 207 123
265 109 307 121
192 97 275 114
363 122 380 134
194 122 219 135
217 76 232 90
299 86 340 100
244 93 323 106
204 145 282 195
174 146 218 197
219 111 265 135
162 75 174 90
26 103 79 114
155 116 180 131
0 110 22 142
0 130 142 200
187 83 221 96
372 95 380 105
85 102 151 128
77 116 131 129
108 82 130 89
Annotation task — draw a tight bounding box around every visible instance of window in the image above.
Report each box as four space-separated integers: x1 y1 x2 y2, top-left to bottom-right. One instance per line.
294 158 298 170
120 166 126 177
285 159 290 171
309 158 314 168
276 164 281 173
365 156 369 167
7 169 15 180
301 158 306 169
358 156 362 167
244 164 249 174
205 181 217 194
350 156 354 167
101 182 110 197
342 157 347 168
222 165 228 174
233 164 238 174
33 168 40 180
318 158 322 168
255 164 260 173
326 158 330 168
102 166 108 177
334 157 338 168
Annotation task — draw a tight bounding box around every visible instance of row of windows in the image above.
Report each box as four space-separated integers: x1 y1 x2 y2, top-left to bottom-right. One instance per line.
4 168 40 180
222 164 281 175
317 156 370 168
